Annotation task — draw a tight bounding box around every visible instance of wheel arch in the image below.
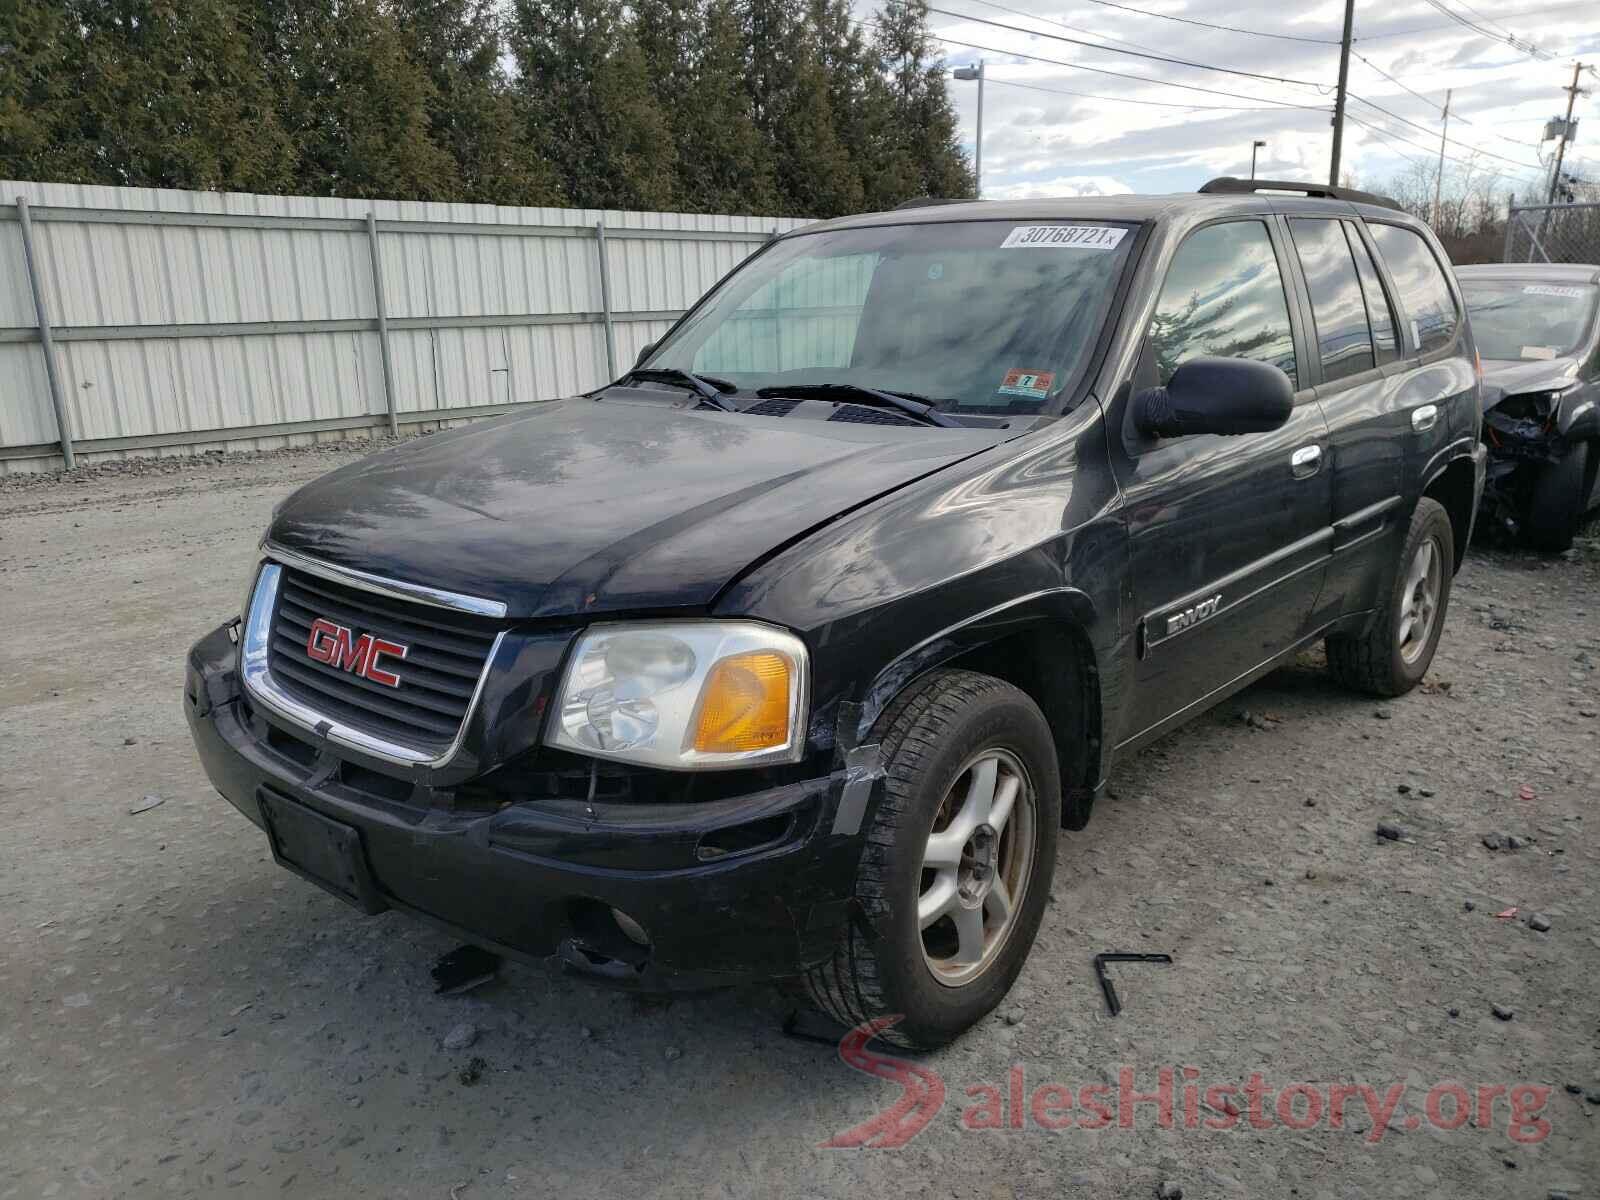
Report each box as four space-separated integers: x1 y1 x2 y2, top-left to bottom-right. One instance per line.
854 589 1105 830
1421 453 1478 573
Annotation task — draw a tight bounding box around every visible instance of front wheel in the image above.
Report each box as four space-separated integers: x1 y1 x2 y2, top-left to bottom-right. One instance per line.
1326 497 1454 697
803 670 1061 1049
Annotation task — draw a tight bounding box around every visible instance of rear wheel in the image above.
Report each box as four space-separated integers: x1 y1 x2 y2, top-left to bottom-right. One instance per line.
1526 442 1590 553
803 670 1060 1049
1326 497 1454 697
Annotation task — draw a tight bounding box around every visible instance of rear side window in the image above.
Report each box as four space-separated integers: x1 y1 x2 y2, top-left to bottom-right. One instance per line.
1347 226 1399 365
1368 224 1459 353
1149 220 1297 388
1288 217 1374 383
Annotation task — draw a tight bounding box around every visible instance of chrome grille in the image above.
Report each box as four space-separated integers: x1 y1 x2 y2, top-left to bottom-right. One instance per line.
265 567 501 753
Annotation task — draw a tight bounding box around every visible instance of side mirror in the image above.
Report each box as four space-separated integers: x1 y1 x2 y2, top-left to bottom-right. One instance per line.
1135 356 1294 439
633 340 658 370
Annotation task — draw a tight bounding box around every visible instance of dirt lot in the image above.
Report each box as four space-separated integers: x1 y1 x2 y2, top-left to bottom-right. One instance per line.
2 443 1597 1200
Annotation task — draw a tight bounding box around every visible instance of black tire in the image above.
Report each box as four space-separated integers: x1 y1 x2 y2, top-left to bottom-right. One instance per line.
1326 497 1454 697
803 670 1061 1049
1526 442 1590 553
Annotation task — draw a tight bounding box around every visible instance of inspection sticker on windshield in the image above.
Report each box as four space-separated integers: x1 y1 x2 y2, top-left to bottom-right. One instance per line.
998 369 1056 398
1523 285 1585 298
1001 225 1126 250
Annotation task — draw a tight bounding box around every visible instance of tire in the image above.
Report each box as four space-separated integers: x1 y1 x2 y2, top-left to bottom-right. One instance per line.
803 669 1061 1049
1526 442 1590 553
1326 497 1454 697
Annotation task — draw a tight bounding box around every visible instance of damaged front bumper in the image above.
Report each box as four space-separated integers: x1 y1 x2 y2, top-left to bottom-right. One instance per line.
1480 411 1572 537
183 622 872 990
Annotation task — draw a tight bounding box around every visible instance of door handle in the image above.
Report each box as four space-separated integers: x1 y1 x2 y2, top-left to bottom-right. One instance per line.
1411 404 1439 432
1290 444 1322 478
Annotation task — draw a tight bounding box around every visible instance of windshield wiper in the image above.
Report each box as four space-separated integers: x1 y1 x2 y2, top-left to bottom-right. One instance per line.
755 383 961 428
615 367 738 411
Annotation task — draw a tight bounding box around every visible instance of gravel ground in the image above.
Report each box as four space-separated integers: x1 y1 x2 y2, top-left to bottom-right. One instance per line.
2 443 1597 1200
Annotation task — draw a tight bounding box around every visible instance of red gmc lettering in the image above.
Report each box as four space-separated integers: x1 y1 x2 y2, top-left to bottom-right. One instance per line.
304 618 408 688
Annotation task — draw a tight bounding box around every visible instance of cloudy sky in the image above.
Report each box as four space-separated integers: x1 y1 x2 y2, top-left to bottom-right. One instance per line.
911 0 1598 202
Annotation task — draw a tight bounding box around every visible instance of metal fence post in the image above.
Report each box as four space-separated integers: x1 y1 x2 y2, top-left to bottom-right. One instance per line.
15 196 75 470
1503 208 1517 262
596 219 617 379
365 212 400 435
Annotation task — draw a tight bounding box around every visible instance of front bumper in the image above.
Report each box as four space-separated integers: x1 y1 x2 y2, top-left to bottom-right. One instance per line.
184 623 870 989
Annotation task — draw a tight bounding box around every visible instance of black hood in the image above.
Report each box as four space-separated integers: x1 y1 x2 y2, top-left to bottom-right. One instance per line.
1480 357 1581 412
267 394 1005 619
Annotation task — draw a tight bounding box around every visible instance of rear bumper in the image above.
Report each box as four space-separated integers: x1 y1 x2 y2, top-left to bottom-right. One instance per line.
184 623 869 989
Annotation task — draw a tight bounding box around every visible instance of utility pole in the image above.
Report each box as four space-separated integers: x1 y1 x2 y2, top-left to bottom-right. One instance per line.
1546 62 1585 204
1328 0 1355 187
1432 89 1452 229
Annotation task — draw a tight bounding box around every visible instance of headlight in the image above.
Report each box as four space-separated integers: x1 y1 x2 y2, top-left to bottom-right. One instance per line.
546 622 809 769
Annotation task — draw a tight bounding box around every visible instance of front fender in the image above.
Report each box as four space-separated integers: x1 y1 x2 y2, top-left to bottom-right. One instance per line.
853 587 1098 740
1556 387 1599 440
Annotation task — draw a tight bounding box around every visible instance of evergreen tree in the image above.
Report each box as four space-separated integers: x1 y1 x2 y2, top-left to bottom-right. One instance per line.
390 0 564 205
870 0 974 202
636 0 779 213
507 0 676 210
257 0 455 200
2 0 296 192
2 0 973 217
0 2 88 183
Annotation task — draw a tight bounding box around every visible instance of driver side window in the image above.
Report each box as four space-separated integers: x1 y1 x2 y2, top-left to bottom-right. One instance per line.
1149 221 1298 388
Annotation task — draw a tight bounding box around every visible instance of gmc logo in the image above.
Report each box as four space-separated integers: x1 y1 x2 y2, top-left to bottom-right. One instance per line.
305 618 408 688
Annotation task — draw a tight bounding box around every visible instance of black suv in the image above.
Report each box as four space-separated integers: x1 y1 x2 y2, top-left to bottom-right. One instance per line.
185 179 1485 1048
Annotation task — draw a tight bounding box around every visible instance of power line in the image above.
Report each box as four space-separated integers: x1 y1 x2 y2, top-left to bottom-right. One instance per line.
1419 0 1556 61
1356 0 1599 40
1348 92 1546 170
981 75 1310 112
924 6 1331 91
957 0 1173 62
917 26 1337 109
1001 0 1340 46
1351 50 1550 153
1344 110 1545 184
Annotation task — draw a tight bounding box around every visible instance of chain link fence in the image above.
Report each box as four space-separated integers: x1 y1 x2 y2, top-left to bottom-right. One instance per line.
1503 202 1600 265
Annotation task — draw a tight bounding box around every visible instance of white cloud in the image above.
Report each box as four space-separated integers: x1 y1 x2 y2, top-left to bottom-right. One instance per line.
928 0 1594 201
985 174 1136 199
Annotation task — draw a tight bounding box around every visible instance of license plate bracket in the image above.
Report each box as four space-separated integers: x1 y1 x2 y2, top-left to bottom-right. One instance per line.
257 788 387 914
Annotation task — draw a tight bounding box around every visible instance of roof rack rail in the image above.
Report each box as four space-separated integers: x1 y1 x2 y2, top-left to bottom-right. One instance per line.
1197 177 1404 213
892 196 978 210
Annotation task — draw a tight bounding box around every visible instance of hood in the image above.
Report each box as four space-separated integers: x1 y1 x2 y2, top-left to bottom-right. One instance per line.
267 394 1005 619
1480 356 1581 413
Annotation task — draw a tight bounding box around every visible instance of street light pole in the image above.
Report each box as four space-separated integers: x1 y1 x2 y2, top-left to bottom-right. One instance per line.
1250 140 1266 180
955 60 984 198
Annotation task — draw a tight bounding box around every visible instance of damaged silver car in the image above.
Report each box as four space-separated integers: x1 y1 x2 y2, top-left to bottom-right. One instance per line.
1458 263 1600 551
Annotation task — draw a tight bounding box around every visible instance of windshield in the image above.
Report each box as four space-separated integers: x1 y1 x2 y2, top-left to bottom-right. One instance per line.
643 219 1137 417
1460 279 1599 361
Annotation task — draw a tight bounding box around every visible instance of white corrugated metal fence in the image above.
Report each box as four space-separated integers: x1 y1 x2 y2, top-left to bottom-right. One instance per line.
0 181 809 473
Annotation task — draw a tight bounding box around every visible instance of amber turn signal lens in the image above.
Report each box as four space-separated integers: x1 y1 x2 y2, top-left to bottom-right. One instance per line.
692 651 792 754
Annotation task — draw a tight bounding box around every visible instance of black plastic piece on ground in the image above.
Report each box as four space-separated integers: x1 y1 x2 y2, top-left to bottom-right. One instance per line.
782 1007 851 1047
1094 952 1173 1017
431 944 502 995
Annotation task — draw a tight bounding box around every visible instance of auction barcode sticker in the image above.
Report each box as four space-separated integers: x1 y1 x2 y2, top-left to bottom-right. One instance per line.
1001 225 1127 250
1523 285 1586 299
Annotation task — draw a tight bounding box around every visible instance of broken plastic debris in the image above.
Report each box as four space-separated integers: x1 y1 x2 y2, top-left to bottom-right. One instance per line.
1494 907 1518 920
128 794 165 815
